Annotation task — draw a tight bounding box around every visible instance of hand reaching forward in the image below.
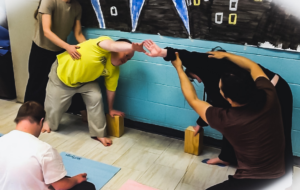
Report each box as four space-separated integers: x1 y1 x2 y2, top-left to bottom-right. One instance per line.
143 39 163 57
171 52 183 70
132 42 146 53
207 51 227 59
109 109 125 118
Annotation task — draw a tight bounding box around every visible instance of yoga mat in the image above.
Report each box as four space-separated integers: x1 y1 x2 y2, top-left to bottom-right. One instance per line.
119 180 158 190
60 152 120 190
0 133 3 137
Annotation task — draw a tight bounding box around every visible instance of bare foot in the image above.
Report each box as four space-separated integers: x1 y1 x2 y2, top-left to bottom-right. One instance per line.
193 125 201 136
207 157 229 166
41 122 51 133
80 110 88 123
97 137 112 146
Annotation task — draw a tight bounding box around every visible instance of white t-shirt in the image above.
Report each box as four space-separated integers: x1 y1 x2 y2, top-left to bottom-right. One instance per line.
0 130 67 190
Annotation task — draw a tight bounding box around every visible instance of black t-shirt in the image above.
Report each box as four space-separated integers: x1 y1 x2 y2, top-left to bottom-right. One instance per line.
206 77 285 179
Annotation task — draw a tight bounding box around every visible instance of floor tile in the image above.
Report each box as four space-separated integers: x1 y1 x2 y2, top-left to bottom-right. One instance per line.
101 167 143 190
155 139 194 170
137 163 186 190
131 132 174 155
113 147 160 172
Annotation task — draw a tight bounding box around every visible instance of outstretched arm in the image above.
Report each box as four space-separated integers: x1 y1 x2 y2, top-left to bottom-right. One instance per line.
99 39 146 53
172 52 211 123
207 51 268 81
144 40 212 73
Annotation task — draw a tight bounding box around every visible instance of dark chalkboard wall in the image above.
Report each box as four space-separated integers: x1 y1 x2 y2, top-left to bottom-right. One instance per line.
77 0 300 50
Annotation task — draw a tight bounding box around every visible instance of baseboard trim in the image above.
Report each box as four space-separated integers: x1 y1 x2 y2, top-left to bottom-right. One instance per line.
124 118 300 167
124 118 223 148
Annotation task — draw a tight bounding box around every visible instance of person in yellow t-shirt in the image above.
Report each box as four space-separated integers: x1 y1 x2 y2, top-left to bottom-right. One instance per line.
43 36 146 146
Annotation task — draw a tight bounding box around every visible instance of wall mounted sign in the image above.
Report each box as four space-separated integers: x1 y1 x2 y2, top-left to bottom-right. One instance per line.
78 0 300 50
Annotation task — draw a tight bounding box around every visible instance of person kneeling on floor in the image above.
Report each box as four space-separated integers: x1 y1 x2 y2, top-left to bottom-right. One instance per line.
43 36 146 146
0 101 96 190
171 51 286 190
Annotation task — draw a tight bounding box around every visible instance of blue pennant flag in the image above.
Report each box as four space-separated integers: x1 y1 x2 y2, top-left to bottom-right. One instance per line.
91 0 105 28
172 0 190 35
130 0 145 32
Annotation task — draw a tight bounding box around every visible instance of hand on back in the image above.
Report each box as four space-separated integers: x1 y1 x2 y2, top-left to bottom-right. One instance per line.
66 45 81 60
207 51 227 59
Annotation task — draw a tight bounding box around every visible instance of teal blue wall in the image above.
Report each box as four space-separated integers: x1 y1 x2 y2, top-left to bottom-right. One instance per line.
68 28 300 157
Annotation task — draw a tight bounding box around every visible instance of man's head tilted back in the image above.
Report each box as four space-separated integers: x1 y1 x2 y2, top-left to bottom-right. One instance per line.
15 101 45 137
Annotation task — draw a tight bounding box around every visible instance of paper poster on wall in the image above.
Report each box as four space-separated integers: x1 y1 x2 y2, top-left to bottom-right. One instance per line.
77 0 300 51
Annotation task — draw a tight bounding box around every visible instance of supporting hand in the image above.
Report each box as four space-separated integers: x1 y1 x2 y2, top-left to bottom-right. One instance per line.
132 42 146 53
74 173 87 184
66 45 81 60
109 110 125 118
171 52 183 70
207 51 227 59
193 125 201 136
143 39 166 57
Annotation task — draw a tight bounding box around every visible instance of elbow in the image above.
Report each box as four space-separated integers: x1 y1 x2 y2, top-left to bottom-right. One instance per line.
74 32 81 40
43 29 51 39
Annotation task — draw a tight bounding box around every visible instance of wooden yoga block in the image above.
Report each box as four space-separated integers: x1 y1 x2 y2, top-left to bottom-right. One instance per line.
106 114 124 138
184 126 204 156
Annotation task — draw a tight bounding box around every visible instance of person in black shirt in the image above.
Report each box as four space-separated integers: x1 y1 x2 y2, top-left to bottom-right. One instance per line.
143 40 293 188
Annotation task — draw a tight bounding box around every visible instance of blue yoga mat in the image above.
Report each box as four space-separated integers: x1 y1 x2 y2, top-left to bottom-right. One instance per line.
60 152 120 190
0 133 3 137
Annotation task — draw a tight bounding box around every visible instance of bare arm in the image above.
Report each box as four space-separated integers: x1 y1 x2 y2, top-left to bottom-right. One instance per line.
106 89 125 117
99 39 145 53
208 51 268 81
73 20 86 43
172 52 211 123
51 173 87 190
42 14 81 59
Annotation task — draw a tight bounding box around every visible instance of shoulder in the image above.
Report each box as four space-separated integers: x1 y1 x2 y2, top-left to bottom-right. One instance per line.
87 36 112 47
41 0 55 5
73 0 81 9
39 0 56 12
37 139 54 153
206 107 228 126
255 76 275 92
97 36 113 42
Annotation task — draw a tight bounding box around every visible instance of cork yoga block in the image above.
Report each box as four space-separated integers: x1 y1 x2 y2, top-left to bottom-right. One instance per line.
106 114 124 138
184 126 204 156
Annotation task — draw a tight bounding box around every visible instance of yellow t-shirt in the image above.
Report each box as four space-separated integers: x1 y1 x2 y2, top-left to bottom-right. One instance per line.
57 36 120 91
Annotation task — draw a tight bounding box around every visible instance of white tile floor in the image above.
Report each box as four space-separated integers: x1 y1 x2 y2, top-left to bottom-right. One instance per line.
0 99 299 190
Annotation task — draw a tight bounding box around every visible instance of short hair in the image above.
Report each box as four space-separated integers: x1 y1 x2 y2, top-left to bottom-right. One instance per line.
14 101 45 124
116 38 132 44
220 70 266 108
